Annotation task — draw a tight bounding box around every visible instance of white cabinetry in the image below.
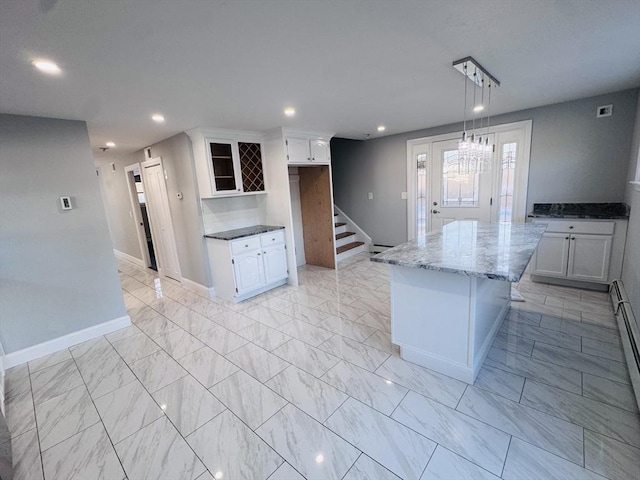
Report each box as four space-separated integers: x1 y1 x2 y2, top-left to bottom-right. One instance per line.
187 128 266 198
206 229 288 302
286 136 330 164
531 219 626 286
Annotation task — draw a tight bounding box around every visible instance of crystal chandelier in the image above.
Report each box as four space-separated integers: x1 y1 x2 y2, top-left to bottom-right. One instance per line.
451 57 500 175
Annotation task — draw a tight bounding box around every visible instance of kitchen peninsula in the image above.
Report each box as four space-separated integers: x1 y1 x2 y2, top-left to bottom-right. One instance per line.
372 221 546 383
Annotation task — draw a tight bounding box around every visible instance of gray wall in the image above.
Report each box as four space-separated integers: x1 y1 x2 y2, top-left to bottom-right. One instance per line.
96 133 210 288
332 89 638 246
96 150 145 259
0 114 127 353
622 94 640 325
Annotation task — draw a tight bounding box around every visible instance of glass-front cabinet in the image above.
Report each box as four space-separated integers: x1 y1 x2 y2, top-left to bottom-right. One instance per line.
187 128 266 198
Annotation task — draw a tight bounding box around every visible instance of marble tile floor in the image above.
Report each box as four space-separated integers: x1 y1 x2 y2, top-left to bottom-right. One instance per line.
5 253 639 480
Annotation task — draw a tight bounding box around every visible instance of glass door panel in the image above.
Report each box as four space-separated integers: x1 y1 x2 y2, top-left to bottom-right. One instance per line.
210 142 237 191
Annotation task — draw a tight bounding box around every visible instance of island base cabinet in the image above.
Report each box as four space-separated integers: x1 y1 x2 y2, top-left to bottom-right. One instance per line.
390 265 510 384
207 230 288 303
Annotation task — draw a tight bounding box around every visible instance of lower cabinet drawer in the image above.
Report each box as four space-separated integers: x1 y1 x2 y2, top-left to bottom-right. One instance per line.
260 229 285 247
230 236 261 255
533 219 614 235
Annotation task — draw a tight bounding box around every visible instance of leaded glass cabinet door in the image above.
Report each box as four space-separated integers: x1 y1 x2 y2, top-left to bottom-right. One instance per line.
238 142 265 192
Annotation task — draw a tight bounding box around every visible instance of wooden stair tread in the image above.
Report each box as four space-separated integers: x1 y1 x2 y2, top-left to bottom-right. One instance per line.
336 231 355 240
335 222 346 227
336 241 365 254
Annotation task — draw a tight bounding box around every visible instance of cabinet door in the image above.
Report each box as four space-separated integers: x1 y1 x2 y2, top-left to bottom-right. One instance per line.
310 139 330 163
262 244 288 284
209 141 242 194
567 234 612 282
286 137 311 163
532 233 570 277
233 251 264 294
238 142 265 192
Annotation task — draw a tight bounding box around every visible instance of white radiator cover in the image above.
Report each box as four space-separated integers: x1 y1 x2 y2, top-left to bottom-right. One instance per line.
610 279 640 412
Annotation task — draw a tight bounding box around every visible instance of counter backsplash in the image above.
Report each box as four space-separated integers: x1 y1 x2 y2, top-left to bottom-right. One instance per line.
201 195 267 234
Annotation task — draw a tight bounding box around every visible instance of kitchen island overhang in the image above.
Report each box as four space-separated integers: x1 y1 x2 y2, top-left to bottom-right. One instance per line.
371 221 546 384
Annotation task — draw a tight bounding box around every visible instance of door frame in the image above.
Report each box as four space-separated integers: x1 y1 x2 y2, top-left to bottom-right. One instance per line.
141 156 183 281
124 162 151 269
407 120 532 240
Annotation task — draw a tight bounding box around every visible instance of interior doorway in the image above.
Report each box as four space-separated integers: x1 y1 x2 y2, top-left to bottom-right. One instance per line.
407 120 532 239
125 163 157 270
141 157 182 281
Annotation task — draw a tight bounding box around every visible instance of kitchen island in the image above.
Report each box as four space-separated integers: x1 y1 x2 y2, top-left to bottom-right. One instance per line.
371 221 546 383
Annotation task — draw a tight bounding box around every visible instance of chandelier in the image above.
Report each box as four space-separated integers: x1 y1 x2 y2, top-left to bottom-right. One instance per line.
450 57 500 175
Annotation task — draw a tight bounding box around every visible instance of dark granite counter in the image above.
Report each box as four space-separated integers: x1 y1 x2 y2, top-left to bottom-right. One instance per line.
204 225 284 241
528 203 629 219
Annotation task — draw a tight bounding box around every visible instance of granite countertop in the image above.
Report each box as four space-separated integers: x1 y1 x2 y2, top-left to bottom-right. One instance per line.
371 221 546 282
528 203 629 219
204 225 284 241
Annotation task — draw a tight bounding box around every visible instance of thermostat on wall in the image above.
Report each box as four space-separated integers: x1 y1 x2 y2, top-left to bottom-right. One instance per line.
60 196 72 210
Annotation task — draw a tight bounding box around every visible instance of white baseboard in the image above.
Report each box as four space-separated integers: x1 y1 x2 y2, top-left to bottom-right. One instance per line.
181 277 216 298
4 315 131 368
113 249 145 268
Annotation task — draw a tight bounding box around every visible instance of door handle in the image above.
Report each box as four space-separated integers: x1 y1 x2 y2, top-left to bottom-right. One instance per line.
432 209 440 214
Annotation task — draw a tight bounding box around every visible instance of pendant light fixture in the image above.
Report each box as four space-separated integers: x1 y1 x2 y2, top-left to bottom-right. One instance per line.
452 57 500 174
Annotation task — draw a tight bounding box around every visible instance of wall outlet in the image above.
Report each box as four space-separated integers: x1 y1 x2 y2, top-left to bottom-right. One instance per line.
597 104 613 118
368 192 374 200
401 192 408 200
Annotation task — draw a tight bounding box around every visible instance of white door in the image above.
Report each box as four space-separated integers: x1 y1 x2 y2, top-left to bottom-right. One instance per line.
233 252 264 294
263 244 288 284
143 159 182 281
532 233 570 277
430 138 493 231
567 234 612 282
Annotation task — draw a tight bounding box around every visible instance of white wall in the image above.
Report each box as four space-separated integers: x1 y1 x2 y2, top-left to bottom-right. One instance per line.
622 95 640 326
0 114 127 353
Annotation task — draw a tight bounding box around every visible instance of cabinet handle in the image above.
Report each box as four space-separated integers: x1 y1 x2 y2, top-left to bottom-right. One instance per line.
307 157 311 161
571 237 575 240
312 157 315 161
245 244 248 247
569 226 574 229
258 253 261 256
565 237 569 240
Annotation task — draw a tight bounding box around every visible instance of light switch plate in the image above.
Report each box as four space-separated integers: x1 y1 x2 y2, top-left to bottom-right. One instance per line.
401 192 408 200
368 192 374 200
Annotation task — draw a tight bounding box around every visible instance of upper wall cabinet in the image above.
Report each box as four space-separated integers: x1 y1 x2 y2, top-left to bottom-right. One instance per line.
187 128 266 198
286 136 331 164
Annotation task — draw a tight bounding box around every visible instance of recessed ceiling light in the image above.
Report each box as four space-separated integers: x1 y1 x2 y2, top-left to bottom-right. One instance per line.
473 104 484 112
284 107 296 117
105 141 116 148
377 125 386 132
214 472 223 480
315 454 324 464
32 59 61 75
151 114 165 123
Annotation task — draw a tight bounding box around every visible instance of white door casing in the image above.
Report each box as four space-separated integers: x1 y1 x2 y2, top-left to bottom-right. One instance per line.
142 158 182 281
124 163 150 268
288 173 307 266
407 120 532 239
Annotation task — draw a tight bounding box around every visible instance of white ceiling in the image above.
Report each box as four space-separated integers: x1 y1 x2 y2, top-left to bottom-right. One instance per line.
1 0 639 157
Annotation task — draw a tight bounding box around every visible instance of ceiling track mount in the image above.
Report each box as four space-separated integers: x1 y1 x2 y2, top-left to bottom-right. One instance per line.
452 56 500 87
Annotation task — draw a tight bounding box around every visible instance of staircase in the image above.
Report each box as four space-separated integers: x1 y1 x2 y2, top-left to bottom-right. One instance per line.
334 207 370 262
